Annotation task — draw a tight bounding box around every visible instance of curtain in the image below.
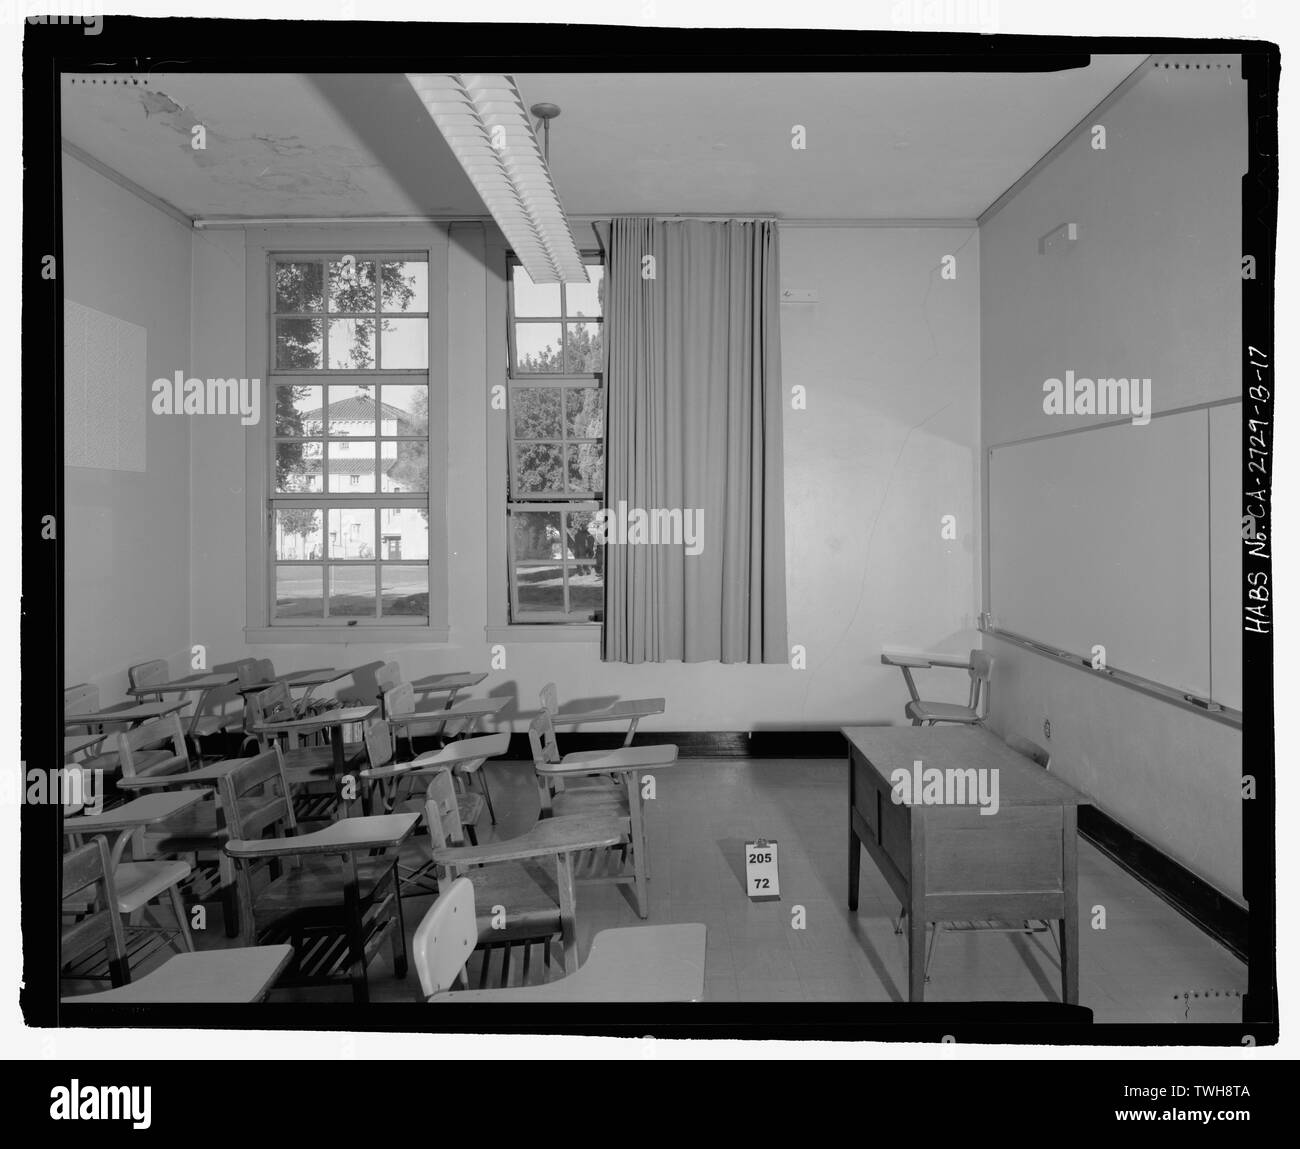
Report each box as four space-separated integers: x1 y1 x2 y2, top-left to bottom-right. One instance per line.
600 218 787 664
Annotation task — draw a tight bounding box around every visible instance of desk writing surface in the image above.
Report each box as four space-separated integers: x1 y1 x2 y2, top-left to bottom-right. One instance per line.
435 924 706 1002
255 705 376 733
127 673 238 694
62 945 293 1004
843 726 1086 807
64 789 205 833
63 701 186 726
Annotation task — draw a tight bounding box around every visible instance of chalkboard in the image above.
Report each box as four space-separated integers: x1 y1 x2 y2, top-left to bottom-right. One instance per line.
988 402 1241 709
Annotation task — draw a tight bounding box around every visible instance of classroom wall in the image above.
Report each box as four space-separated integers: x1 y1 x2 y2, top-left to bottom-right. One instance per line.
185 224 982 729
61 154 193 697
979 60 1245 901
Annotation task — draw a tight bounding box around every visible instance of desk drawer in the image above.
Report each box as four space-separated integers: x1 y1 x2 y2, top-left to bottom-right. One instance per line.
923 805 1064 895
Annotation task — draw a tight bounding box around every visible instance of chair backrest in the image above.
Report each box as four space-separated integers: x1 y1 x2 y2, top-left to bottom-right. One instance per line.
250 681 294 729
62 837 127 976
64 683 99 714
419 764 470 859
527 710 561 766
116 714 189 778
219 746 296 839
967 650 994 714
383 681 417 719
363 714 394 770
219 746 296 941
539 682 559 715
1004 733 1051 771
128 659 169 696
413 876 478 998
376 661 403 695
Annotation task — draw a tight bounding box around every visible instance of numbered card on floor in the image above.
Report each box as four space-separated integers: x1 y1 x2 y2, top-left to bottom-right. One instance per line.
745 840 780 901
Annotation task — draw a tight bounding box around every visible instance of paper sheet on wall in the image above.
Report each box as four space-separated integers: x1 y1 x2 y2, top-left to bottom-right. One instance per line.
63 300 146 472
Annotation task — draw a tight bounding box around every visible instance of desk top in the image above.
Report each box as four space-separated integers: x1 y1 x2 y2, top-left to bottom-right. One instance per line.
127 673 239 695
238 667 339 693
115 759 246 791
64 788 205 833
435 924 707 1002
64 733 108 756
226 812 419 857
63 701 187 726
411 671 487 692
62 945 294 1004
253 704 376 734
843 726 1087 808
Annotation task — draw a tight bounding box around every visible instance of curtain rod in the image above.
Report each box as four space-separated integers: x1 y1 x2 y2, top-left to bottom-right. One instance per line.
193 214 973 229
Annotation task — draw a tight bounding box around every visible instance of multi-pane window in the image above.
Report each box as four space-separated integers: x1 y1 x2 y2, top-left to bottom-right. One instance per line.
270 253 431 624
506 258 605 622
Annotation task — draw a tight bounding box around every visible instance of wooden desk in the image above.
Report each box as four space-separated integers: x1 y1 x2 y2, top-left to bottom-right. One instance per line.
61 945 294 1004
64 733 108 759
252 704 376 774
238 667 353 710
844 726 1086 1004
410 671 487 707
65 789 206 867
126 673 240 739
63 701 187 729
115 758 245 792
126 673 240 697
434 923 707 1002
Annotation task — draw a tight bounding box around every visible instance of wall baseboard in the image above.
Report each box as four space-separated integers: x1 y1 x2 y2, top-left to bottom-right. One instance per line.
374 726 1249 961
1076 805 1248 962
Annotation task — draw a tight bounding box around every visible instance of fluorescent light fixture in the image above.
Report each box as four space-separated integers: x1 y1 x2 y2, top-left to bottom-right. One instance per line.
406 73 588 285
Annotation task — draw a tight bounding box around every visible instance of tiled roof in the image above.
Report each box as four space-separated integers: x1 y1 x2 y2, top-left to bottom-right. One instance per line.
299 395 415 424
299 457 397 476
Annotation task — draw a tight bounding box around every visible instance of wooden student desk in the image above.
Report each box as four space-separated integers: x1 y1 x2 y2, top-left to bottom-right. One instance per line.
843 726 1087 1004
434 924 707 1002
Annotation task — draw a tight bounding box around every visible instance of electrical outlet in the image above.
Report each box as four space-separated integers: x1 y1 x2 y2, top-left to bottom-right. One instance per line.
1043 718 1052 741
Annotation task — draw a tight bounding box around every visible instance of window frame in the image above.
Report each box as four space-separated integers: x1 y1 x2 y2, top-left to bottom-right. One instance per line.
243 225 449 644
504 252 605 625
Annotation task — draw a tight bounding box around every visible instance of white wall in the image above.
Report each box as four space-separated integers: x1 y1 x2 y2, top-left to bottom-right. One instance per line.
187 224 982 728
980 60 1245 901
62 154 193 697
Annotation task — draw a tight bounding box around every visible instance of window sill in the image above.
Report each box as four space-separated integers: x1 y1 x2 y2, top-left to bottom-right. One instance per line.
245 626 451 646
484 624 603 644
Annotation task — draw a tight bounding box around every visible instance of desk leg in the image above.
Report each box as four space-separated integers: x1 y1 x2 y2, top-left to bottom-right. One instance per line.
847 749 861 911
847 826 861 912
908 906 927 1003
556 851 579 975
1060 805 1079 1005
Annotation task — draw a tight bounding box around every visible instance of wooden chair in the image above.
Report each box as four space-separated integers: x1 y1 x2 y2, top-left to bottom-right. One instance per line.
142 747 290 940
382 681 503 823
886 649 994 726
223 761 418 1004
247 681 346 823
908 730 1058 980
360 717 487 848
414 879 708 1001
128 659 170 702
420 787 626 985
62 837 129 987
538 682 666 747
376 661 403 696
528 710 677 919
81 712 190 781
1004 733 1052 770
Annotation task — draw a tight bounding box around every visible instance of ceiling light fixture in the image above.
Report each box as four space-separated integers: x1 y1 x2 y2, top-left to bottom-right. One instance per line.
405 73 588 285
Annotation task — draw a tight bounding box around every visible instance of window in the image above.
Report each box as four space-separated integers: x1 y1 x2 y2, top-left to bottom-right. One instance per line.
506 257 605 622
268 253 431 625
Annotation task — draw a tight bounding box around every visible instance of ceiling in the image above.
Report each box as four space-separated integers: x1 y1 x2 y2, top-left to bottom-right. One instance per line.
60 59 1146 222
